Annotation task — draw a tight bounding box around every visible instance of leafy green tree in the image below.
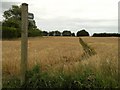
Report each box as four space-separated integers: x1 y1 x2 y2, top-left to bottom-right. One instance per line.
2 19 21 37
92 33 120 37
49 31 55 36
71 33 75 36
2 5 41 38
42 31 48 36
3 5 21 20
28 28 42 37
62 30 71 36
54 30 61 36
3 5 36 29
77 29 89 37
2 26 18 38
48 30 61 36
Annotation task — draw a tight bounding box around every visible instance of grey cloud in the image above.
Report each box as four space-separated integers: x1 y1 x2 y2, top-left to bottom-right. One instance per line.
36 17 117 35
36 17 117 26
0 2 21 21
1 2 20 12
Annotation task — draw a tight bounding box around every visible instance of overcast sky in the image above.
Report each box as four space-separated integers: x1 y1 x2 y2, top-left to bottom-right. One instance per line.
1 0 119 35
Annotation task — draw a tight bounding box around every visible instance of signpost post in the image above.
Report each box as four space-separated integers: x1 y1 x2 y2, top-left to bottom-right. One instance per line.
21 3 28 85
21 3 34 85
118 1 120 87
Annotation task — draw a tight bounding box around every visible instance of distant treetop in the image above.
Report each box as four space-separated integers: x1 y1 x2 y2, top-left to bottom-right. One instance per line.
77 29 89 36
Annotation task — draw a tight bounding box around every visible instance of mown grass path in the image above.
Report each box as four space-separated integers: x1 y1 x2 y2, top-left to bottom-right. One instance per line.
79 38 96 60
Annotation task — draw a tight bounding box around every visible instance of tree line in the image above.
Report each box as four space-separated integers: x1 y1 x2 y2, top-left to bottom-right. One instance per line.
1 4 120 39
42 29 89 37
42 31 120 37
92 33 120 37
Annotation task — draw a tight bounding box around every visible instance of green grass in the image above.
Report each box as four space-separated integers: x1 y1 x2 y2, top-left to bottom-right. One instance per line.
2 63 119 89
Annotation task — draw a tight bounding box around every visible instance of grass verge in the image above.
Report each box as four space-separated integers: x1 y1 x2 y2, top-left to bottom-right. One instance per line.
2 63 119 89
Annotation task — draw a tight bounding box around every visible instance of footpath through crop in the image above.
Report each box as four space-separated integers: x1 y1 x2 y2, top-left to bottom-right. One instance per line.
79 38 96 60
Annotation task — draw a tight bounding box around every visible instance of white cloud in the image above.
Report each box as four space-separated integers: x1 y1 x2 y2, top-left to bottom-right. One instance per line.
23 0 118 20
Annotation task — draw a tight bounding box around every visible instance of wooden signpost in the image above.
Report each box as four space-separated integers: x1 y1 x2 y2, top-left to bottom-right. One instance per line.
21 3 28 85
118 1 120 86
21 3 34 85
28 13 34 19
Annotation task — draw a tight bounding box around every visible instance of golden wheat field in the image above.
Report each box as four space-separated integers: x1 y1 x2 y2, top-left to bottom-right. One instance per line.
2 37 118 78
